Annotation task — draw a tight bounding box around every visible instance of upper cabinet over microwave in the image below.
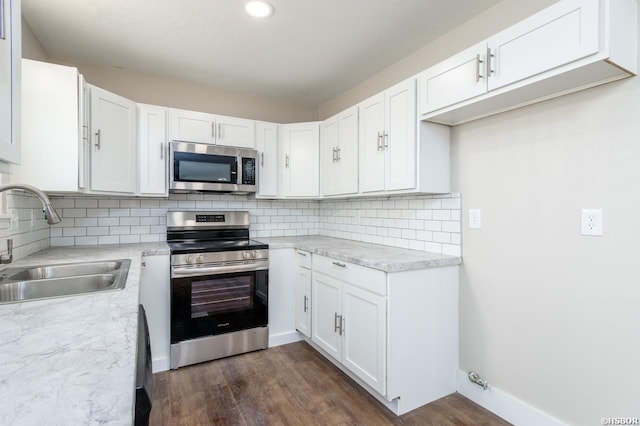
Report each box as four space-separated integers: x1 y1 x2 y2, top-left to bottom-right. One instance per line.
169 108 256 149
419 0 638 125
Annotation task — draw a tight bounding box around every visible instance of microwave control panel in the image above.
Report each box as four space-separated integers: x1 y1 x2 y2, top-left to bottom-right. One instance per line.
242 158 256 185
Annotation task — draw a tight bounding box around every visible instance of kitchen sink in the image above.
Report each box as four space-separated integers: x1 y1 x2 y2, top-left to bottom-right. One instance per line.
0 259 130 303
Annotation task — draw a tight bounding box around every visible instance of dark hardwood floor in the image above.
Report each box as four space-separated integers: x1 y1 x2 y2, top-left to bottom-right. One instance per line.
150 341 510 426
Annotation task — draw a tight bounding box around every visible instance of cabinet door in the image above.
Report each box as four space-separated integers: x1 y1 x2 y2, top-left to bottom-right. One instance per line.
15 60 80 192
282 122 320 197
418 41 487 115
216 115 255 148
359 93 385 193
139 255 171 372
337 106 359 195
385 78 416 191
169 108 215 144
90 85 137 193
138 104 167 195
311 272 342 361
342 283 387 396
487 0 599 91
0 0 20 164
295 266 312 338
78 75 89 190
320 115 339 196
255 121 279 198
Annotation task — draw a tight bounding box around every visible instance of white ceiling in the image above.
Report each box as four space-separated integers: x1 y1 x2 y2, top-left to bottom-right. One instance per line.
22 0 501 107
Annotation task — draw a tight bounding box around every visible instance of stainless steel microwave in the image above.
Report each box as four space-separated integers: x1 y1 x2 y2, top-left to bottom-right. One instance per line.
169 141 257 194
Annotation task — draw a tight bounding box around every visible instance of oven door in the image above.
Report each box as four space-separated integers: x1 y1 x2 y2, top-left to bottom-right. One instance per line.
170 263 268 344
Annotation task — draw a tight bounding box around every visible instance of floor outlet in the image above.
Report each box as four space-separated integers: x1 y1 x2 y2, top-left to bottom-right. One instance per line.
469 209 482 229
581 209 603 236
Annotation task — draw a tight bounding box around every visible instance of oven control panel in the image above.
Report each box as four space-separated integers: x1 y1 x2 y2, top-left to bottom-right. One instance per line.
195 214 226 223
172 249 269 267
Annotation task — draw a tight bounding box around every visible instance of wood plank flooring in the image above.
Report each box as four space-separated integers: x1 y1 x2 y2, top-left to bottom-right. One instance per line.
150 341 510 425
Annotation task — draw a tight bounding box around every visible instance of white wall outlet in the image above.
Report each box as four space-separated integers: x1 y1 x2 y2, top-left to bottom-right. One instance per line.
469 209 482 229
581 208 603 236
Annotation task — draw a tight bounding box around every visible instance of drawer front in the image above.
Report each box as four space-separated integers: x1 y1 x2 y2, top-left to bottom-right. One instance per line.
296 250 312 269
313 255 386 296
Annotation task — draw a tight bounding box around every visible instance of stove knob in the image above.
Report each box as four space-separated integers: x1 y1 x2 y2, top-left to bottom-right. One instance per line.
252 251 257 259
242 252 249 259
197 255 205 263
185 255 195 264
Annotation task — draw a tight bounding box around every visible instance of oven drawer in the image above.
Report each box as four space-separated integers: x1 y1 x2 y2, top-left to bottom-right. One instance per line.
313 254 386 296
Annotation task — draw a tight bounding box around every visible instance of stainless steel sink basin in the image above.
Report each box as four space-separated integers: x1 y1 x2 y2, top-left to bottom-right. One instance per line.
0 259 130 303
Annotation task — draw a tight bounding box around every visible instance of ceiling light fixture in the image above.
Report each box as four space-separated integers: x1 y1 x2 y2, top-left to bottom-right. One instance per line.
245 1 274 18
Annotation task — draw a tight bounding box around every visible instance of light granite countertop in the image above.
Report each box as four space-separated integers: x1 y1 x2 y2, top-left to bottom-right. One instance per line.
0 243 169 426
255 236 461 272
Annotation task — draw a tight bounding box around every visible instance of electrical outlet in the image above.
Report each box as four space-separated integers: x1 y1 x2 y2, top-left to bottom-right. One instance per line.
469 209 482 229
581 209 603 236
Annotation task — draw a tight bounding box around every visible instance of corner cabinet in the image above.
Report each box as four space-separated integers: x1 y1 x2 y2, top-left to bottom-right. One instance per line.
308 253 458 415
255 121 279 198
420 0 638 125
14 59 89 192
168 108 256 148
89 85 137 194
0 0 20 164
138 104 168 196
281 122 320 198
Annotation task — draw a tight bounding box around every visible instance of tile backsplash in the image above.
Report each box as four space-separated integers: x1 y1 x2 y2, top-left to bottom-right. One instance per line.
48 192 461 256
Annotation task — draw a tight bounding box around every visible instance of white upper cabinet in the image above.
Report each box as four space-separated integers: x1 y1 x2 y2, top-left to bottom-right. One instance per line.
281 122 320 198
486 0 599 91
0 0 20 165
419 41 488 114
168 108 255 148
360 78 416 194
320 114 339 195
255 121 279 198
420 0 638 125
321 106 359 197
14 60 88 192
90 85 137 194
138 104 167 196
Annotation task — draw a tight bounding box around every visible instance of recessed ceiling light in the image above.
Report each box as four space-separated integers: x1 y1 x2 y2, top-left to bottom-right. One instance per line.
245 1 274 18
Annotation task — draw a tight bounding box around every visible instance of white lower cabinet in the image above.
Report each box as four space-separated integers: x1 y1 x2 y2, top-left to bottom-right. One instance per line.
139 255 171 373
307 253 458 416
294 250 312 338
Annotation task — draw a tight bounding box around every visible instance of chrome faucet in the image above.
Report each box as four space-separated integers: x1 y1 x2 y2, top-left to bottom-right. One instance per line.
0 183 62 225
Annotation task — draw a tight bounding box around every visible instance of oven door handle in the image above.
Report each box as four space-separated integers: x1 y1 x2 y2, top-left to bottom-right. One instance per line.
171 262 268 278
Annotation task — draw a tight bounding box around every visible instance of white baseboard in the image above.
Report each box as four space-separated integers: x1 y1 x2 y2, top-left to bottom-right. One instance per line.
152 356 170 373
268 330 304 347
456 369 566 426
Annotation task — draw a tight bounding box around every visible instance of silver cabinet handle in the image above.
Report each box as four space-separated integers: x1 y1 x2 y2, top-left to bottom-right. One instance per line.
285 154 290 168
0 0 6 41
334 313 342 333
303 295 308 313
332 147 337 162
160 142 164 160
377 132 382 151
261 152 264 167
487 47 495 76
475 53 484 82
337 147 341 161
332 261 346 268
384 132 389 149
297 251 307 257
94 129 101 149
218 123 222 140
211 122 216 138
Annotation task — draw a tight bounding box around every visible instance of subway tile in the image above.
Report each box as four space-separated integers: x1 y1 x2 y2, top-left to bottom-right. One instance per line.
98 236 120 245
120 217 140 226
87 227 109 236
75 199 98 208
140 200 160 208
98 199 120 208
98 217 120 227
120 235 141 244
442 198 461 209
119 199 141 208
75 236 98 246
442 221 461 233
130 208 151 217
140 234 160 243
51 237 75 246
51 198 75 208
140 217 160 226
63 227 87 237
87 208 110 218
433 232 451 243
109 208 130 217
109 226 130 235
131 226 151 234
62 208 87 218
75 218 98 227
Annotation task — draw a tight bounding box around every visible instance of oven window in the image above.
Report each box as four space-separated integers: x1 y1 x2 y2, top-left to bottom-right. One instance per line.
174 152 237 183
191 276 253 318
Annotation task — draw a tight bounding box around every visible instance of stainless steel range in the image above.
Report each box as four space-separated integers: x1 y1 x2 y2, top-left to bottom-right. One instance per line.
167 211 268 369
